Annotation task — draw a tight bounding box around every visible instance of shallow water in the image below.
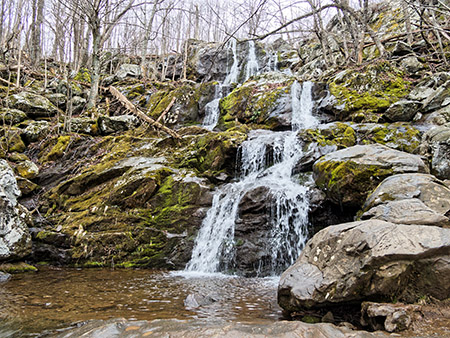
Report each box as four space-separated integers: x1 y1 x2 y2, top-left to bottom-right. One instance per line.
0 267 282 337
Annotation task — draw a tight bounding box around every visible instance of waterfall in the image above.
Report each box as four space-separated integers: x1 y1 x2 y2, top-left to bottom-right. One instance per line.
224 39 240 86
186 81 318 276
244 41 259 81
202 84 222 130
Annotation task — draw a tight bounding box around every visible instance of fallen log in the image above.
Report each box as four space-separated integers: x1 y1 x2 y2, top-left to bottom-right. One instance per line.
108 85 181 140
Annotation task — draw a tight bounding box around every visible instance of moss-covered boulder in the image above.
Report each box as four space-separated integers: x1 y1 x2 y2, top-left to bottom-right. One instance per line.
0 108 27 125
7 91 61 117
0 128 26 154
352 122 421 153
296 122 356 172
14 160 39 180
218 73 295 130
327 61 411 122
21 120 50 144
313 144 429 207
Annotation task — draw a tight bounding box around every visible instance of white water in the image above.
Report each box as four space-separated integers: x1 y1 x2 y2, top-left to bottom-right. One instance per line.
202 84 222 130
187 81 318 276
223 39 240 86
244 41 259 81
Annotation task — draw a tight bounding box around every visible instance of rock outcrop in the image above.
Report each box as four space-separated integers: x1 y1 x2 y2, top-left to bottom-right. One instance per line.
278 220 450 312
360 173 450 227
313 144 429 208
0 160 32 261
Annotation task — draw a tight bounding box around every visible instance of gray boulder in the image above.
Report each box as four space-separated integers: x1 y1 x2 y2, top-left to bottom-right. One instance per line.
98 115 140 135
8 91 60 117
278 220 450 312
115 64 142 80
421 125 450 179
313 144 429 207
361 173 450 227
69 117 96 135
0 108 27 125
383 100 420 122
422 80 450 113
21 121 50 144
399 56 423 74
0 160 32 261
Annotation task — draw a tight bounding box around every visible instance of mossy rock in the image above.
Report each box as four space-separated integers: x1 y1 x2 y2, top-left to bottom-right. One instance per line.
41 135 73 163
15 160 39 179
299 122 356 149
218 73 295 130
0 108 27 125
352 122 421 153
0 128 26 153
328 61 412 122
0 262 37 273
7 91 61 117
313 144 429 208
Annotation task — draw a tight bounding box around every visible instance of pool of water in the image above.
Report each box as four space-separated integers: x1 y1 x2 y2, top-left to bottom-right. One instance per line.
0 267 283 337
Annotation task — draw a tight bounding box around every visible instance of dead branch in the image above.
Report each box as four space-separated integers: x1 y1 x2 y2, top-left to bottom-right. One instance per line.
156 96 176 123
108 85 181 140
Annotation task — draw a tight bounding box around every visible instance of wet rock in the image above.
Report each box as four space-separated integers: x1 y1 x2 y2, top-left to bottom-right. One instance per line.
361 302 422 332
98 115 140 135
361 173 450 227
219 73 298 130
184 293 217 309
7 91 60 117
21 121 50 144
313 144 428 207
0 108 27 125
0 271 10 282
278 220 450 313
383 100 420 122
53 318 389 338
0 159 32 261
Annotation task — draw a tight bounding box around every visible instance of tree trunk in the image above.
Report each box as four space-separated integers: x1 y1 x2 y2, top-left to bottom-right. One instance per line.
87 30 101 110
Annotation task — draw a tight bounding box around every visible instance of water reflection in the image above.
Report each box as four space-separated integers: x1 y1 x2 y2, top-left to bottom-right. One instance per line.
0 267 282 337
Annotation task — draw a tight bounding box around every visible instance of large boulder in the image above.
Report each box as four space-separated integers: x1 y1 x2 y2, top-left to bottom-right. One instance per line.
383 100 420 122
8 91 60 117
115 64 142 81
0 160 32 261
313 144 429 207
361 174 450 227
21 120 51 144
97 115 140 135
278 220 450 312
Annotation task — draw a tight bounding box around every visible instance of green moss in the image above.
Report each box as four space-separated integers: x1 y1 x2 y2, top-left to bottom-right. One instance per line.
42 135 72 162
314 160 393 207
300 123 356 149
301 315 321 324
0 263 38 273
73 68 91 83
329 61 411 122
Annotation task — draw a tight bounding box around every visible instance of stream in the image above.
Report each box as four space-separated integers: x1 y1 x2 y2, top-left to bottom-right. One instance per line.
0 267 281 337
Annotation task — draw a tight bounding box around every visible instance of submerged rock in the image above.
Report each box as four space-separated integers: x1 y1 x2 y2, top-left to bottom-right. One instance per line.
0 160 32 261
313 144 428 208
53 318 389 338
361 173 450 227
278 220 450 312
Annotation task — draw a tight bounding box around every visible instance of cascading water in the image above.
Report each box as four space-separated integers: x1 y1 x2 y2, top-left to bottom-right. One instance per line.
244 41 259 81
224 39 240 86
187 81 318 276
202 84 222 130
